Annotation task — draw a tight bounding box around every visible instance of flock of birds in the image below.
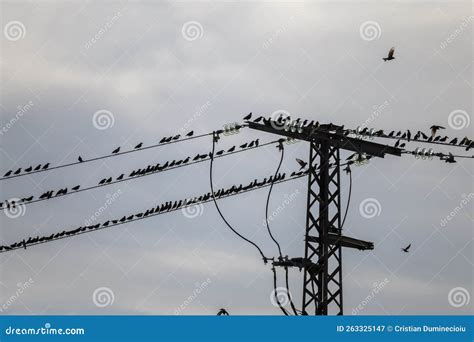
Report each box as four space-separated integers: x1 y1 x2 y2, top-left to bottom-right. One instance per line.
0 138 263 210
0 169 308 252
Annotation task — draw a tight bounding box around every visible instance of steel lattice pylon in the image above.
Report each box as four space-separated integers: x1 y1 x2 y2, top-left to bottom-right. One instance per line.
302 141 343 315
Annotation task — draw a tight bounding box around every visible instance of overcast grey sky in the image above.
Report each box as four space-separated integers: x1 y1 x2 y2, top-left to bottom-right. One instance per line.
0 1 472 315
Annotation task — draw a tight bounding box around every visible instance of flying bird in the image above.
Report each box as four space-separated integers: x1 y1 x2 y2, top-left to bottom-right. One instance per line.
401 244 411 253
243 112 252 121
134 143 143 149
78 156 83 162
186 131 194 137
383 47 395 62
296 158 308 170
430 125 445 137
112 147 120 154
217 308 229 316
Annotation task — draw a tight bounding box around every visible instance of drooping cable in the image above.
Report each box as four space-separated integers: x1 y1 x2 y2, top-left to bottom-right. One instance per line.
341 167 352 229
209 132 267 262
272 266 289 316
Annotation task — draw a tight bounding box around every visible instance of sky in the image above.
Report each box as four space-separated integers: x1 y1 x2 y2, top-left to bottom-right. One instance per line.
0 0 472 315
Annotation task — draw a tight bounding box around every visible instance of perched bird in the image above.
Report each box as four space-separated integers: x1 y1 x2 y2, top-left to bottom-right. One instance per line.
388 131 395 137
99 178 106 185
444 153 456 163
406 130 411 142
172 135 180 140
343 164 351 174
116 174 124 181
296 158 308 170
14 168 22 175
227 146 236 153
217 308 229 316
3 170 12 177
394 140 400 148
22 196 34 202
134 143 143 149
399 143 406 148
105 177 112 184
239 143 248 149
216 150 224 156
430 125 445 137
383 47 395 62
449 138 458 145
112 147 120 154
253 116 263 123
439 136 448 142
243 112 252 121
25 166 33 172
159 137 167 143
34 164 42 171
186 131 194 137
71 185 80 191
401 244 411 253
78 156 83 163
42 163 50 170
420 132 428 140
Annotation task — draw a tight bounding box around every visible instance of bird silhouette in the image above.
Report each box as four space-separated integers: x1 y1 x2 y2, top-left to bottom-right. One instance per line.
406 130 411 141
430 125 445 137
296 158 308 170
34 164 42 171
25 166 33 172
172 135 180 140
112 147 120 154
444 153 456 163
420 132 428 140
449 138 458 145
105 177 112 183
253 116 263 123
243 112 252 121
159 137 167 143
388 131 395 137
71 185 80 191
439 136 448 142
227 146 236 153
383 47 395 61
14 168 22 175
239 143 248 149
186 131 194 137
78 156 83 162
4 170 12 177
99 178 106 185
394 140 400 148
134 143 143 149
43 163 50 170
216 150 224 156
217 308 229 316
116 174 124 181
401 244 411 253
22 196 34 202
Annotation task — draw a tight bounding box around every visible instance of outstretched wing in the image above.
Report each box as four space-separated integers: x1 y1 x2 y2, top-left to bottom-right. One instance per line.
388 47 395 58
406 243 411 250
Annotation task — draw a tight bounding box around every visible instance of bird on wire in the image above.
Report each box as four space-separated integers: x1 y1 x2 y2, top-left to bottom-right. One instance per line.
112 147 120 154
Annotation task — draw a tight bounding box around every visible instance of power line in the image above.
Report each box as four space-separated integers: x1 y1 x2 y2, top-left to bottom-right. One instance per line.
1 138 280 211
0 169 307 253
0 126 246 181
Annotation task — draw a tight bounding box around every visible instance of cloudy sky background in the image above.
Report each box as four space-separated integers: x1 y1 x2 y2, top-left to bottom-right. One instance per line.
0 1 472 315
